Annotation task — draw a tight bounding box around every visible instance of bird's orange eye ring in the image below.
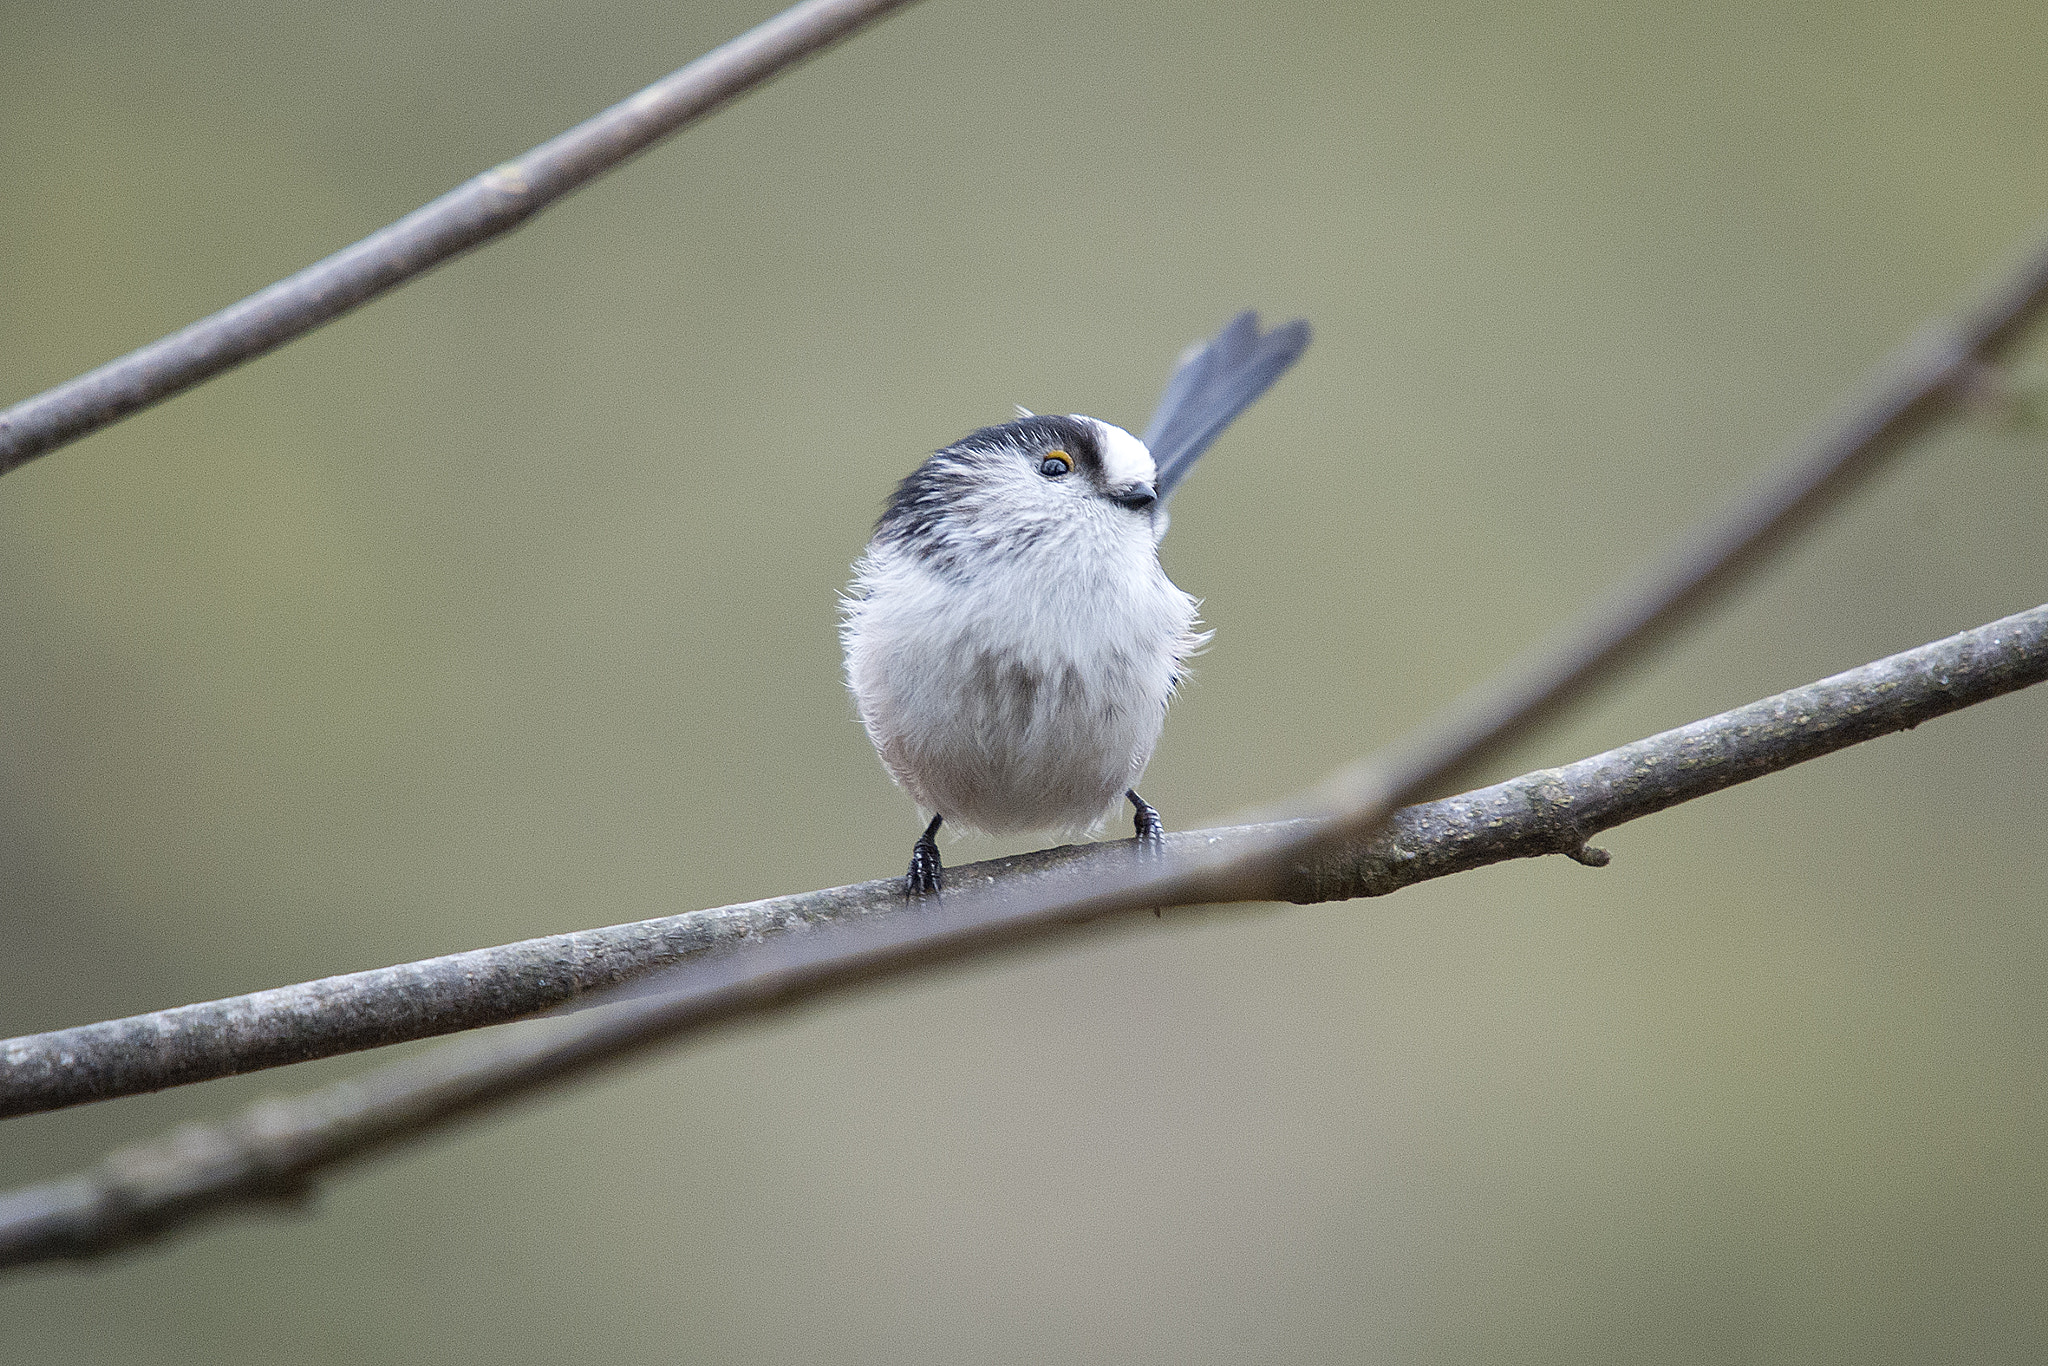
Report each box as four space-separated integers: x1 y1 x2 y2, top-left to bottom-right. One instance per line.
1039 451 1073 477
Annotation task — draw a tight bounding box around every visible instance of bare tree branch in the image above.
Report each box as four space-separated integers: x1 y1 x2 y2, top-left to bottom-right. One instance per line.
1322 224 2048 809
0 0 2034 1297
0 0 925 476
3 602 2041 1267
7 220 2048 1119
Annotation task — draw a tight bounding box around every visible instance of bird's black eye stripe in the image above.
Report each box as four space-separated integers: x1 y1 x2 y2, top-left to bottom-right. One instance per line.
1039 451 1073 478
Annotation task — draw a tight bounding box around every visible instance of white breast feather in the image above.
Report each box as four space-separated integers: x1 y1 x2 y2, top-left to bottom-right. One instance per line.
842 484 1205 838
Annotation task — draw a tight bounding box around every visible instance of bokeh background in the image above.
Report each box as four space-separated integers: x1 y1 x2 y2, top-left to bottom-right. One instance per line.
4 0 2045 1360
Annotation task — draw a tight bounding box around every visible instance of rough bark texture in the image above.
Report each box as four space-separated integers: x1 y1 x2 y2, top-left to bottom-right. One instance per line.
6 603 2043 1129
0 605 2041 1267
0 883 900 1118
1288 600 2048 901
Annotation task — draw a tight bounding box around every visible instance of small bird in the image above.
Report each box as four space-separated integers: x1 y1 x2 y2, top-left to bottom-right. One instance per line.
841 312 1311 894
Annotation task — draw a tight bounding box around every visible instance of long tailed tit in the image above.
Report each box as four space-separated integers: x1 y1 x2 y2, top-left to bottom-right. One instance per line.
842 312 1311 894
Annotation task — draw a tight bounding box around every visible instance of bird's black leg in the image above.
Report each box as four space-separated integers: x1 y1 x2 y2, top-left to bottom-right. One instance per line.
1127 789 1165 849
906 813 945 896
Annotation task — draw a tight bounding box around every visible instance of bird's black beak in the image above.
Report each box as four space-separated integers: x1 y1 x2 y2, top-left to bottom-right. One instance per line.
1109 481 1157 511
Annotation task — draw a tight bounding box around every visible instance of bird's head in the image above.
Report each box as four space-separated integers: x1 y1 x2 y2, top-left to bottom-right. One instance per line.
874 414 1161 573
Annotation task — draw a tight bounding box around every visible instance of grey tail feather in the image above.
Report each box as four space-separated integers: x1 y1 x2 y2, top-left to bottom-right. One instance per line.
1142 311 1311 500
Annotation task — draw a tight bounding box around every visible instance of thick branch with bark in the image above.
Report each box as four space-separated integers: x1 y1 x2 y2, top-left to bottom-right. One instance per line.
0 0 2036 1289
0 0 924 475
8 601 2043 1121
1 0 2041 1260
2 602 2042 1266
11 211 2048 1120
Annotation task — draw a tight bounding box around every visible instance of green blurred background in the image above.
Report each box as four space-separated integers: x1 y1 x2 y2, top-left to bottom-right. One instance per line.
4 0 2045 1359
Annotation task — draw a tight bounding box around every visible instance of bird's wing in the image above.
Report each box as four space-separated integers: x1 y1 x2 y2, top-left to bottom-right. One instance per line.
1142 311 1311 501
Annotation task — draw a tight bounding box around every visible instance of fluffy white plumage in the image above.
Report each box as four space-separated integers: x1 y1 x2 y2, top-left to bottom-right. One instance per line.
842 416 1205 837
840 312 1310 890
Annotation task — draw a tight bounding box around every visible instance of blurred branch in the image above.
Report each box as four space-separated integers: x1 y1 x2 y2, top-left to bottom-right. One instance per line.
3 602 2043 1266
0 0 924 476
12 219 2048 1119
1328 224 2048 810
0 30 2041 1249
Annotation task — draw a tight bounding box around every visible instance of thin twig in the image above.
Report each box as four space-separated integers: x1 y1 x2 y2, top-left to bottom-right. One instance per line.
3 602 2041 1267
0 0 925 476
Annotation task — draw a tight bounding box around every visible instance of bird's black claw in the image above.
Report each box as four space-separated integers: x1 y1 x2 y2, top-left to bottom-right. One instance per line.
906 841 942 895
1128 789 1165 850
906 814 945 896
